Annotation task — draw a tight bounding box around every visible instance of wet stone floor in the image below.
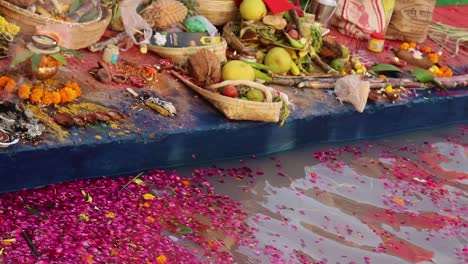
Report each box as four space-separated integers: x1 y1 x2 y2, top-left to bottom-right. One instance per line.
0 125 467 264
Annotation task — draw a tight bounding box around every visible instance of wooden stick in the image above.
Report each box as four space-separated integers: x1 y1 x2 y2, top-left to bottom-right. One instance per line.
289 9 305 38
21 230 40 258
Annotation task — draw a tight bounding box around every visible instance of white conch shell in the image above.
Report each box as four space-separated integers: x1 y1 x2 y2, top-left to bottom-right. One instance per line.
334 75 370 113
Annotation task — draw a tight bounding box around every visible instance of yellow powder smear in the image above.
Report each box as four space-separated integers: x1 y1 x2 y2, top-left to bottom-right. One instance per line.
27 104 69 142
57 102 111 115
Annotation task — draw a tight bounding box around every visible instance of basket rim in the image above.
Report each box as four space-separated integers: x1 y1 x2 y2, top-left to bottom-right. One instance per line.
148 39 228 51
173 71 282 107
0 0 107 25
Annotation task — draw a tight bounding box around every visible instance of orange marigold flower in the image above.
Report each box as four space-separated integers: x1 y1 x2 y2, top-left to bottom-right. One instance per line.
0 76 10 87
421 46 431 53
30 88 44 104
18 84 31 100
400 42 410 51
409 42 417 48
60 87 78 103
4 79 16 93
181 179 191 186
156 254 167 264
42 91 54 106
66 82 81 97
428 53 439 64
52 91 61 104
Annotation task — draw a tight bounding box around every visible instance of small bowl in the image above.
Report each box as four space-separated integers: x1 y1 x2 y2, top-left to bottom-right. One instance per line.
31 35 58 50
0 129 19 148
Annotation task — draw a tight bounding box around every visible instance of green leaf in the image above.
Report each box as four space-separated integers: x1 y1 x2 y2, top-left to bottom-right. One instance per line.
177 226 194 235
49 53 67 65
10 50 34 68
370 64 403 73
30 54 42 71
412 68 446 91
68 0 81 15
60 47 84 58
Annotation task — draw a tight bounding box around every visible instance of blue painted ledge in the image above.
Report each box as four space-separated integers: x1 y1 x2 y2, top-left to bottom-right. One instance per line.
0 74 467 193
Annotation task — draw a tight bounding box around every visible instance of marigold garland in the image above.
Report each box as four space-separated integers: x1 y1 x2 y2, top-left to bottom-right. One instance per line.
0 75 16 93
17 82 81 105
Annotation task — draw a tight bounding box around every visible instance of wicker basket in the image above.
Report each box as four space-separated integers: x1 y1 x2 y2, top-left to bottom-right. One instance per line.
0 0 111 50
148 39 228 66
222 21 245 53
197 0 239 26
172 71 282 122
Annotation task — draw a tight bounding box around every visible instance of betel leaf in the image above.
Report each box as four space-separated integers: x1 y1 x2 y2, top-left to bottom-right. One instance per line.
60 47 84 58
412 68 446 90
30 54 42 71
10 50 34 68
370 64 403 73
49 53 67 65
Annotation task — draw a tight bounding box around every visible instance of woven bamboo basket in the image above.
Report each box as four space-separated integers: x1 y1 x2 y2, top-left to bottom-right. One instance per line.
148 39 228 66
172 71 282 122
0 0 111 50
222 21 245 53
197 0 239 26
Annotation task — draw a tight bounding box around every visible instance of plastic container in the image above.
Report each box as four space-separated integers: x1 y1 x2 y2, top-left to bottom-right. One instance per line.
240 46 257 63
103 44 119 64
368 32 385 53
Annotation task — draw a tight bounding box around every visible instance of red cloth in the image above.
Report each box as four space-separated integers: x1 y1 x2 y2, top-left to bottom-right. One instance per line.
263 0 294 14
329 5 468 69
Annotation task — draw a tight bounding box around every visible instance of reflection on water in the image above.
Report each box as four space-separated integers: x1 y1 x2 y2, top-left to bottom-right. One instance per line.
180 125 467 264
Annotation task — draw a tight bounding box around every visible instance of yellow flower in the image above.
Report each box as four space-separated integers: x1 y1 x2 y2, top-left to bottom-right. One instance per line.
78 213 90 221
105 212 116 219
133 179 145 185
146 216 155 223
156 254 167 264
392 197 405 206
142 193 156 200
384 85 393 93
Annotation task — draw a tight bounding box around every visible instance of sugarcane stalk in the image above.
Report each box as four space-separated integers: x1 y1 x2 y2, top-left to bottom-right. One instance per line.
297 74 468 89
70 0 100 22
88 31 128 52
270 75 340 86
311 55 339 74
289 9 305 38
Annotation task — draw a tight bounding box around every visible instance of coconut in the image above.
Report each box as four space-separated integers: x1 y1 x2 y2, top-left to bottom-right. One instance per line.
187 49 221 87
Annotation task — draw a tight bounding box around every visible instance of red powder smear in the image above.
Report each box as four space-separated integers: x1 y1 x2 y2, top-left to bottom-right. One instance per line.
368 209 458 231
420 151 468 182
369 224 434 263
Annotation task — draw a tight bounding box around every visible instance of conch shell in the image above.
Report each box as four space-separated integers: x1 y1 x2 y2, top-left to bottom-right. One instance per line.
334 75 370 113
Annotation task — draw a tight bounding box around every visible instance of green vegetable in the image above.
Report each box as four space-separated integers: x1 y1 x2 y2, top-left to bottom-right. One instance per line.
253 69 273 82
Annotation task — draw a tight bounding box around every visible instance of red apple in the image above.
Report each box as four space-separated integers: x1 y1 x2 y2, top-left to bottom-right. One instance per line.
287 29 300 40
221 85 238 98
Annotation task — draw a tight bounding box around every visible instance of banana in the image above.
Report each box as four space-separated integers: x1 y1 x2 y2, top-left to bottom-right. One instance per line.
290 61 300 76
284 31 305 49
298 50 308 58
253 69 273 82
287 49 298 60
